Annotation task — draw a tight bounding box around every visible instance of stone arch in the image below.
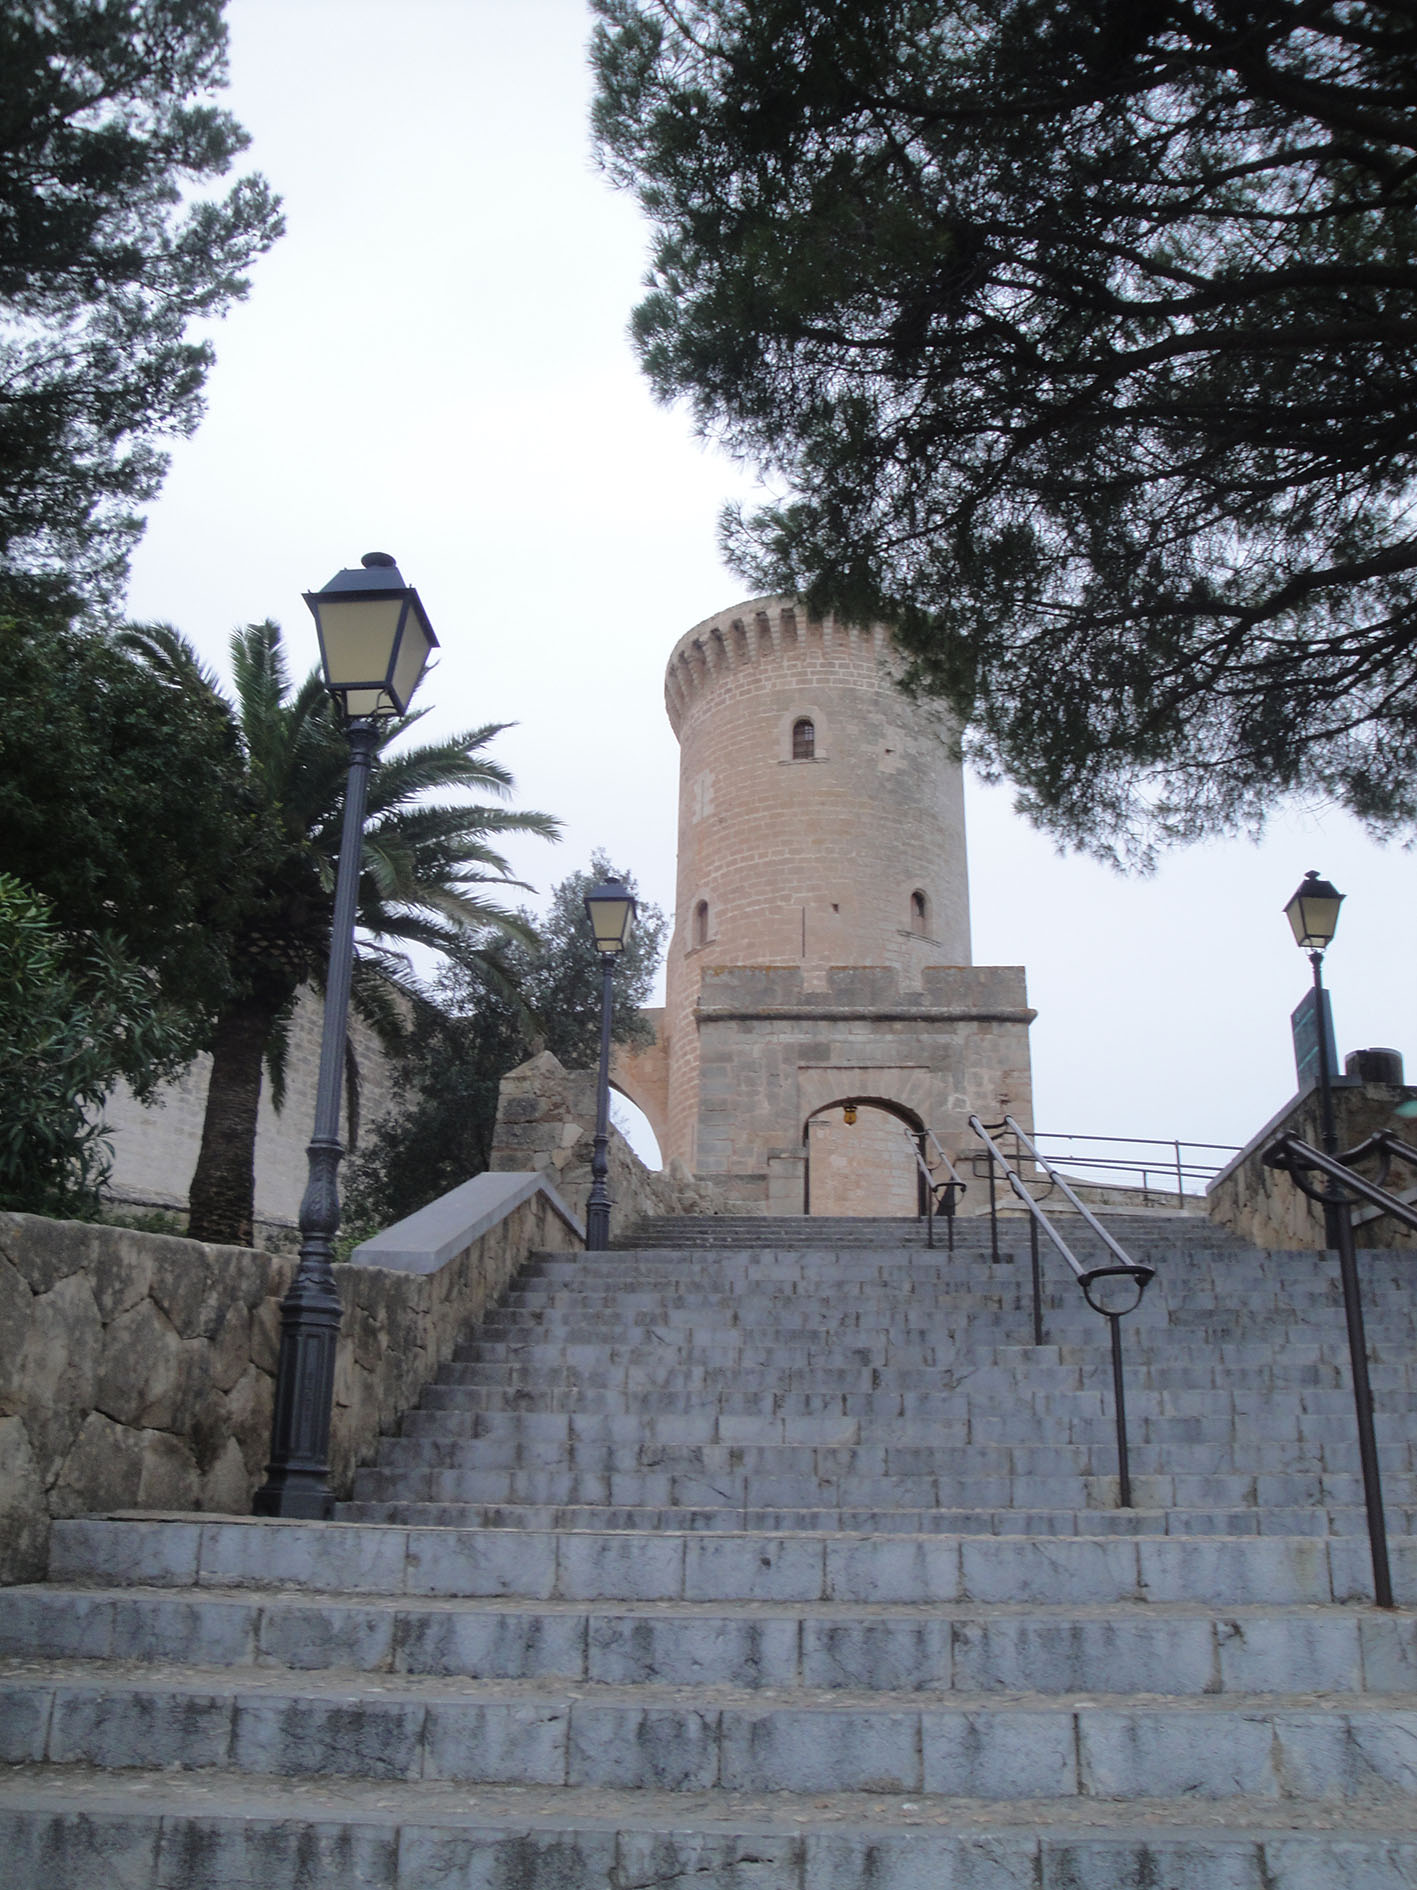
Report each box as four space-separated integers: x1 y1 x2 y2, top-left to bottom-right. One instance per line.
800 1092 928 1217
610 1025 670 1164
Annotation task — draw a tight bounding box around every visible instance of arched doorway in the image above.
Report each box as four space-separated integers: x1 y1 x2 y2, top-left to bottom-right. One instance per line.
802 1096 926 1217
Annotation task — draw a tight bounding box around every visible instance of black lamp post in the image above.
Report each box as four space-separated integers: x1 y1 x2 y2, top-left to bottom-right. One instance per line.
1284 869 1345 1243
253 552 437 1519
1281 870 1392 1607
582 876 637 1252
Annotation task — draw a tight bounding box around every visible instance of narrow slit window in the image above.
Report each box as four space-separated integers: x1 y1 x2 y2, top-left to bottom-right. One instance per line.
910 889 929 935
792 718 815 760
694 899 709 947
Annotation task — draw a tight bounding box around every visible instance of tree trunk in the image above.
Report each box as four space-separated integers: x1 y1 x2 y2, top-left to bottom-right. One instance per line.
186 996 281 1246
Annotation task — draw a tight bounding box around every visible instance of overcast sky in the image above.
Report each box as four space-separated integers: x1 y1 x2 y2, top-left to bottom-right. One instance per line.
124 0 1417 1175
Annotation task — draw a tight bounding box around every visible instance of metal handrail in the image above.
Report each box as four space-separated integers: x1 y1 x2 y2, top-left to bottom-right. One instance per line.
1260 1129 1416 1612
1027 1126 1239 1202
969 1115 1155 1508
1265 1134 1417 1236
906 1129 967 1251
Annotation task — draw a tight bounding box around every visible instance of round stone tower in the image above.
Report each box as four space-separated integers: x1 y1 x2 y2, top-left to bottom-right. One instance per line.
657 595 978 1178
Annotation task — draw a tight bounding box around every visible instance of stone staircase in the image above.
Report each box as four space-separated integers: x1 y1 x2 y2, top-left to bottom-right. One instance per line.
3 1210 1415 1886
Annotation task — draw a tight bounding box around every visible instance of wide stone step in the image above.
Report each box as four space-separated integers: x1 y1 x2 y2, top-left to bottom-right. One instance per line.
392 1403 1402 1453
337 1497 1415 1541
6 1769 1417 1890
445 1358 1415 1393
387 1408 1411 1467
47 1516 1406 1605
419 1377 1416 1420
6 1660 1417 1802
348 1465 1412 1519
10 1587 1412 1693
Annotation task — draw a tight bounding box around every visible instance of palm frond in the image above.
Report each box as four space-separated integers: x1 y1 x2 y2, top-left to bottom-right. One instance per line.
365 725 520 814
117 622 228 702
262 991 298 1115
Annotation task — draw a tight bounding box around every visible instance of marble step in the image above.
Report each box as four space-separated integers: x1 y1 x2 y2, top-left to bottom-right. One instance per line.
47 1516 1407 1606
336 1497 1416 1540
11 1586 1409 1693
347 1465 1414 1516
6 1660 1417 1801
6 1769 1417 1890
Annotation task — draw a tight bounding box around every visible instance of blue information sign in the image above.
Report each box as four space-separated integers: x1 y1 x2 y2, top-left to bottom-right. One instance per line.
1291 987 1338 1090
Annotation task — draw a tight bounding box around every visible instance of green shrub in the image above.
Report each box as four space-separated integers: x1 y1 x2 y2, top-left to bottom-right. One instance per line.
0 875 188 1215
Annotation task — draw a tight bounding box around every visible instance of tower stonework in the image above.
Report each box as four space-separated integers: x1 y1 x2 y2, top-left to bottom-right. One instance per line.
618 596 1034 1213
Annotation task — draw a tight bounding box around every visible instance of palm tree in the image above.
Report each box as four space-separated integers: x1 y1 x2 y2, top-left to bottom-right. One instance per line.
125 619 559 1247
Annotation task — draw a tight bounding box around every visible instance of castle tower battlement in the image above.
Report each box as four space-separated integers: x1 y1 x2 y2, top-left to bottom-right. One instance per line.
664 599 893 736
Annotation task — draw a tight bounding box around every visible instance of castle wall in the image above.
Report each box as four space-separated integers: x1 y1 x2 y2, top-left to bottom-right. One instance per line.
99 988 400 1234
692 964 1035 1207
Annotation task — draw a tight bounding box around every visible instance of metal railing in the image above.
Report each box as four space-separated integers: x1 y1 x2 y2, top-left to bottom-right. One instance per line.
970 1115 1155 1508
1261 1128 1417 1611
906 1128 968 1251
1027 1132 1240 1208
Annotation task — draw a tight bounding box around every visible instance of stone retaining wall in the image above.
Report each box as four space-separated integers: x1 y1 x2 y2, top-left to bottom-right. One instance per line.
1207 1080 1417 1249
0 1178 580 1585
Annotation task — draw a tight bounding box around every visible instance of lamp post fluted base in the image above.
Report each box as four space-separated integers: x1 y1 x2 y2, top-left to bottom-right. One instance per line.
253 1136 345 1519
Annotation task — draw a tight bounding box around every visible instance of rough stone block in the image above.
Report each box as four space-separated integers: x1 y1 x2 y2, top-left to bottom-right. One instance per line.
48 1684 235 1770
155 1814 398 1888
421 1698 568 1783
825 1534 960 1603
394 1605 586 1680
405 1527 555 1599
9 1806 162 1890
198 1519 406 1594
684 1533 824 1602
395 1825 619 1889
558 1529 685 1601
230 1692 424 1780
719 1704 921 1792
48 1516 201 1587
1077 1706 1277 1798
568 1701 720 1788
589 1610 798 1687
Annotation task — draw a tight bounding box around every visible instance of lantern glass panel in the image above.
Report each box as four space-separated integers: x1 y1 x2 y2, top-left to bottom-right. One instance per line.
389 610 434 713
1284 874 1344 949
315 597 404 691
585 884 636 953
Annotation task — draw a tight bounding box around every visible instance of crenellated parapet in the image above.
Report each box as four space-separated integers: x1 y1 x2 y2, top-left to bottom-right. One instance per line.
664 595 894 736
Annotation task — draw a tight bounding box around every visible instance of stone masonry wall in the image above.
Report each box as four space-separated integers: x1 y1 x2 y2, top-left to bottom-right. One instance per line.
490 1051 752 1224
99 985 400 1232
0 1187 578 1585
692 963 1035 1187
1207 1080 1417 1249
807 1106 920 1216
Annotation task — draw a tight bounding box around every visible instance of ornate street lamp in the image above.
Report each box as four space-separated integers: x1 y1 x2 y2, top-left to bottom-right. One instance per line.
1280 872 1393 1607
582 876 637 1251
1284 871 1345 1208
253 553 436 1519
